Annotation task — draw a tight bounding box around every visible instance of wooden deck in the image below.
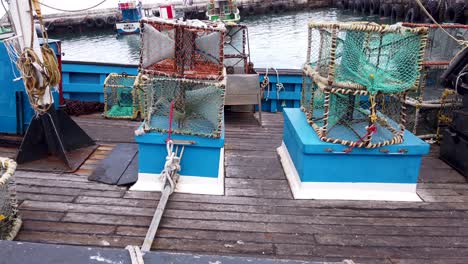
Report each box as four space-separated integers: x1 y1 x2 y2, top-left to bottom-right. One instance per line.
6 112 468 263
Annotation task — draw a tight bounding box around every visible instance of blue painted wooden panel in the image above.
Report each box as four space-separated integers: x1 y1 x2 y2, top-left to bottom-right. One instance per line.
137 129 224 178
258 73 303 113
282 108 430 183
61 61 304 112
62 62 138 102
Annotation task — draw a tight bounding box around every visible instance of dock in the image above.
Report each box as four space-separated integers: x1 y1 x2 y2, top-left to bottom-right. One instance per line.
3 112 467 263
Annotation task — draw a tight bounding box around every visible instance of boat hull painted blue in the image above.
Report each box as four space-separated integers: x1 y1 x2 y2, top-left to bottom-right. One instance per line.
61 61 303 112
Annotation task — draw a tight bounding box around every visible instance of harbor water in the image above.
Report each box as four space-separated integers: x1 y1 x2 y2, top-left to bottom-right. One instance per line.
51 9 384 69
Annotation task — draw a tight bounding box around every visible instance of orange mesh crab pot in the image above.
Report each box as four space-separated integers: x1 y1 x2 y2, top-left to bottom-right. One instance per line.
139 18 226 81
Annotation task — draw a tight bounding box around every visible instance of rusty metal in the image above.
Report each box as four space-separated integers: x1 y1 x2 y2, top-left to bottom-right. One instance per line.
139 19 225 80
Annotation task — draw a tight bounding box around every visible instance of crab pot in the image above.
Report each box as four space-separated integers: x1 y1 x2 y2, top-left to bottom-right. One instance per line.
277 108 430 201
103 74 144 120
224 24 249 74
139 18 225 80
303 75 408 148
0 159 21 240
305 22 428 89
303 22 428 148
131 76 225 194
404 66 461 138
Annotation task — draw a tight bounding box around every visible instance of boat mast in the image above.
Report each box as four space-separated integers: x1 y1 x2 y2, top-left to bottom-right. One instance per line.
7 0 52 105
7 0 42 59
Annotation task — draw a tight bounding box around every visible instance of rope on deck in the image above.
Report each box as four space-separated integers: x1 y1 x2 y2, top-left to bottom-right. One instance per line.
126 245 144 264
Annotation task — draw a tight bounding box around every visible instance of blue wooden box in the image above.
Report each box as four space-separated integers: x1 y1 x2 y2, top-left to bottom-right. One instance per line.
277 108 430 201
131 127 224 195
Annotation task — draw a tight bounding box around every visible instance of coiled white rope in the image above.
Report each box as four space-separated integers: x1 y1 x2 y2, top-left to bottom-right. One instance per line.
160 140 183 194
274 68 284 103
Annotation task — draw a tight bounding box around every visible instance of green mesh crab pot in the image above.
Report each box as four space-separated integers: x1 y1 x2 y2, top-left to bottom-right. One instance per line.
302 22 428 148
141 75 225 139
103 73 144 120
0 158 21 240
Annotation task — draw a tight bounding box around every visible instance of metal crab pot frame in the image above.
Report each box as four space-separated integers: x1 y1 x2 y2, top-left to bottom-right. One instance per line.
224 24 250 74
301 22 428 148
302 75 407 148
140 75 226 139
139 18 226 81
0 158 21 241
401 23 467 139
103 73 144 120
305 22 428 91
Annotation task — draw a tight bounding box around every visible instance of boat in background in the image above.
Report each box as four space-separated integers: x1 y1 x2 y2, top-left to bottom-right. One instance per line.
115 1 179 35
206 0 240 23
116 0 142 35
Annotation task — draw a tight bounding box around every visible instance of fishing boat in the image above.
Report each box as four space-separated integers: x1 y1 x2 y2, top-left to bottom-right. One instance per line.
115 0 142 35
206 0 240 23
2 0 468 263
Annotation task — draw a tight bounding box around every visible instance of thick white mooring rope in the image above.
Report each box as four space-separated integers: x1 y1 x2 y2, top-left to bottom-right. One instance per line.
126 140 184 264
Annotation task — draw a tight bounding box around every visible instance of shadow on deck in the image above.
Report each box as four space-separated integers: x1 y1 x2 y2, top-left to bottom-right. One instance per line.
3 112 468 263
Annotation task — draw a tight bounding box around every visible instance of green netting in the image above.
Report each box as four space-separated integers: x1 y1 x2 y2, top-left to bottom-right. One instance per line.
302 22 427 148
304 85 405 147
308 23 428 94
142 76 225 138
103 74 143 119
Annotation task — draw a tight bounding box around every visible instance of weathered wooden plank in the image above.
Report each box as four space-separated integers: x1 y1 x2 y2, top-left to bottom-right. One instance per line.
421 157 456 170
123 191 468 211
16 231 140 248
418 183 468 190
43 196 468 219
153 238 275 256
16 186 81 197
225 149 279 158
225 166 286 180
21 201 157 218
419 167 466 183
15 178 124 191
315 234 468 248
417 188 461 196
225 178 290 190
79 190 125 198
17 193 75 203
275 244 468 259
225 156 281 168
22 220 116 235
16 186 124 198
15 171 88 183
62 212 151 227
387 258 468 264
116 226 317 245
20 210 65 221
419 195 468 203
48 200 468 228
225 188 292 199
